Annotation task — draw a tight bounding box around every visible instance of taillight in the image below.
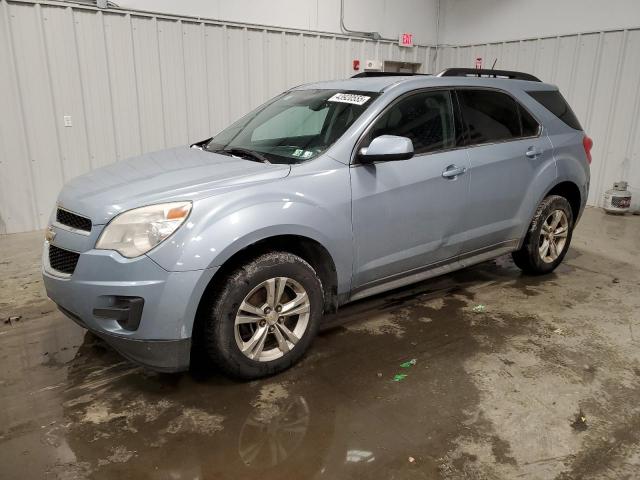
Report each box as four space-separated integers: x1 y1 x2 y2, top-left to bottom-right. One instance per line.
583 135 593 165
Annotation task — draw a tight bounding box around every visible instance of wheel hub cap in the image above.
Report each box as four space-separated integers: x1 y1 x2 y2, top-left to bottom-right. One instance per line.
266 311 278 325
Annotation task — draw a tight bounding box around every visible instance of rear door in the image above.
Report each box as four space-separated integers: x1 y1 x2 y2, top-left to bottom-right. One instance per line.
456 88 554 253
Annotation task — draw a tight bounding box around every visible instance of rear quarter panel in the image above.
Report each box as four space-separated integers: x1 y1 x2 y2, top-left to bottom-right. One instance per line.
551 131 590 219
511 87 589 237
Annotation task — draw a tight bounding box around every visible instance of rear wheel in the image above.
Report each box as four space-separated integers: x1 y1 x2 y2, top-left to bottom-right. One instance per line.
203 252 323 379
512 195 574 275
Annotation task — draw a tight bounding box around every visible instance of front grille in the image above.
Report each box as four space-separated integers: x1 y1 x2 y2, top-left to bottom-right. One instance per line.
49 245 80 275
56 208 92 232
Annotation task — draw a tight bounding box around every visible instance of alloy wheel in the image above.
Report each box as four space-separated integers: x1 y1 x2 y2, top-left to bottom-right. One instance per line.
234 277 311 362
539 209 569 263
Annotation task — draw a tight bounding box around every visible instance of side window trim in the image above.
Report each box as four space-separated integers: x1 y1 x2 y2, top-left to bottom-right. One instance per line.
454 87 541 148
452 90 469 147
351 88 463 164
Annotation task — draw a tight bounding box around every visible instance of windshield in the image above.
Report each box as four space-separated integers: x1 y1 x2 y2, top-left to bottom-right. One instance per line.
205 89 379 164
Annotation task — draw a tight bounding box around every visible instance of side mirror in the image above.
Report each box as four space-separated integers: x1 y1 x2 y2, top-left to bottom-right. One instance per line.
357 135 414 163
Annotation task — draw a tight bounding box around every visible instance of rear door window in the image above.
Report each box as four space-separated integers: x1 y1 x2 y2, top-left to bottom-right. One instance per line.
527 90 582 130
457 89 539 145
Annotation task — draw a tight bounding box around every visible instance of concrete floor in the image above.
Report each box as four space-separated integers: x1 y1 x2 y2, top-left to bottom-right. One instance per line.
0 207 639 480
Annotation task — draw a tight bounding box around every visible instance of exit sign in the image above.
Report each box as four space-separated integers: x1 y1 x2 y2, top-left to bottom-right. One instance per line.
399 33 413 47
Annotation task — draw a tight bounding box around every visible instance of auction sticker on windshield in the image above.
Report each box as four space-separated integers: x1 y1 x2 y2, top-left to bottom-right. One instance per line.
328 93 371 105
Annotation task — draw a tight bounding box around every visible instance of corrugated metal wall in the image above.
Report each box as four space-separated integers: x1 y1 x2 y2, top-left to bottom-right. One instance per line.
1 1 638 235
435 29 640 209
0 0 434 234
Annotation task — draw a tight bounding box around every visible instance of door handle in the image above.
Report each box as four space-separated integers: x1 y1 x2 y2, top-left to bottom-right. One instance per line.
525 146 542 158
442 164 467 179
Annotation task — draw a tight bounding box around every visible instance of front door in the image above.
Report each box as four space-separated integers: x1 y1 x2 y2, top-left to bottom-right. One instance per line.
350 89 470 290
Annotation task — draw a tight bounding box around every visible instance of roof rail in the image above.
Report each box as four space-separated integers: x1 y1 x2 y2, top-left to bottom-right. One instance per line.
437 68 541 82
351 72 430 78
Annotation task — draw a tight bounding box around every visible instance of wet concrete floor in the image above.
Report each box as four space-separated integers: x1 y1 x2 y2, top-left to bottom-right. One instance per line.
1 207 639 479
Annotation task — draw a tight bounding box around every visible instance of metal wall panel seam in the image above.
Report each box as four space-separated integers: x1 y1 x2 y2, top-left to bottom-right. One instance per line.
593 30 629 202
260 29 268 104
1 0 39 230
222 25 232 124
99 10 121 160
498 42 505 70
331 36 337 80
178 19 190 144
583 33 604 135
549 36 561 84
567 34 581 105
244 28 252 116
621 36 640 184
201 22 213 136
35 3 66 192
346 37 351 80
531 39 540 81
153 16 168 149
68 6 93 171
127 12 144 154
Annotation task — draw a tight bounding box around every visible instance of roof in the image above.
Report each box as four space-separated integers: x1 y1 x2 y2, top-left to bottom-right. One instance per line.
295 76 417 93
295 74 556 93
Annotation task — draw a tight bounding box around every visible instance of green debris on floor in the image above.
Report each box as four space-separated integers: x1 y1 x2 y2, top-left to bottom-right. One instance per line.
400 359 417 368
392 358 417 382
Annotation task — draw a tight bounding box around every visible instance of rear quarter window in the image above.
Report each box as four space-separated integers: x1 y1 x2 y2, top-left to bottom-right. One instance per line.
527 90 583 131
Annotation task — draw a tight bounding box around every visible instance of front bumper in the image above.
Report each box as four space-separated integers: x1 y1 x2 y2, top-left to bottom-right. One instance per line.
59 305 191 372
43 240 217 372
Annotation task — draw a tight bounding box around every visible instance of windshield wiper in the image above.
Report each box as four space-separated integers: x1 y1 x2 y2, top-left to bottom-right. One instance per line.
225 147 271 164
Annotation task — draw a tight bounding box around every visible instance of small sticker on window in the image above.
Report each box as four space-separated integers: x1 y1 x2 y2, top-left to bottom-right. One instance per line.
328 93 371 106
292 149 304 157
301 150 313 159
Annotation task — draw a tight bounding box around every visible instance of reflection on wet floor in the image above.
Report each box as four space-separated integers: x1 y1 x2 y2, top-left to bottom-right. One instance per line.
1 208 640 479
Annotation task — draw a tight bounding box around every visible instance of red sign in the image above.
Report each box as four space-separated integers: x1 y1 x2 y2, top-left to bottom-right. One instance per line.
352 59 360 71
475 57 483 69
399 33 413 47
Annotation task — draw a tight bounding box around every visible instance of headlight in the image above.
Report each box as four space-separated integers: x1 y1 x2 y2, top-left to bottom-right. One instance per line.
96 202 192 258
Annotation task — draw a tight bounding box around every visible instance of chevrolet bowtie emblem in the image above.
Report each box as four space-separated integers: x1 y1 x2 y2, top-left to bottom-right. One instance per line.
45 226 56 242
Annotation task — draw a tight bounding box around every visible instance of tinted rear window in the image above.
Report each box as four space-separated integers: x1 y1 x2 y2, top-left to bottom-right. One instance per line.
458 90 538 144
527 90 582 130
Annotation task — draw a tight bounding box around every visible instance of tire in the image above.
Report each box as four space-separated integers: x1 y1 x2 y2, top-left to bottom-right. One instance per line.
203 252 324 380
512 195 574 275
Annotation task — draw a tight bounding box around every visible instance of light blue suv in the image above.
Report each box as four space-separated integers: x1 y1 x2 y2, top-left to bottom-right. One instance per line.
43 69 591 379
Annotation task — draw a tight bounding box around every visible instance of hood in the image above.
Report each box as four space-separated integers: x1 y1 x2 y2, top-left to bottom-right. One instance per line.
57 146 291 224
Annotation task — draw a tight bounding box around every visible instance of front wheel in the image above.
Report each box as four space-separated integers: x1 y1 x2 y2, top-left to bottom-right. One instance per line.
203 252 324 379
512 195 574 275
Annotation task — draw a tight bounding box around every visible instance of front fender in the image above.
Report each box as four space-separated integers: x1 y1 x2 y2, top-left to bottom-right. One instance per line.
147 164 353 294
